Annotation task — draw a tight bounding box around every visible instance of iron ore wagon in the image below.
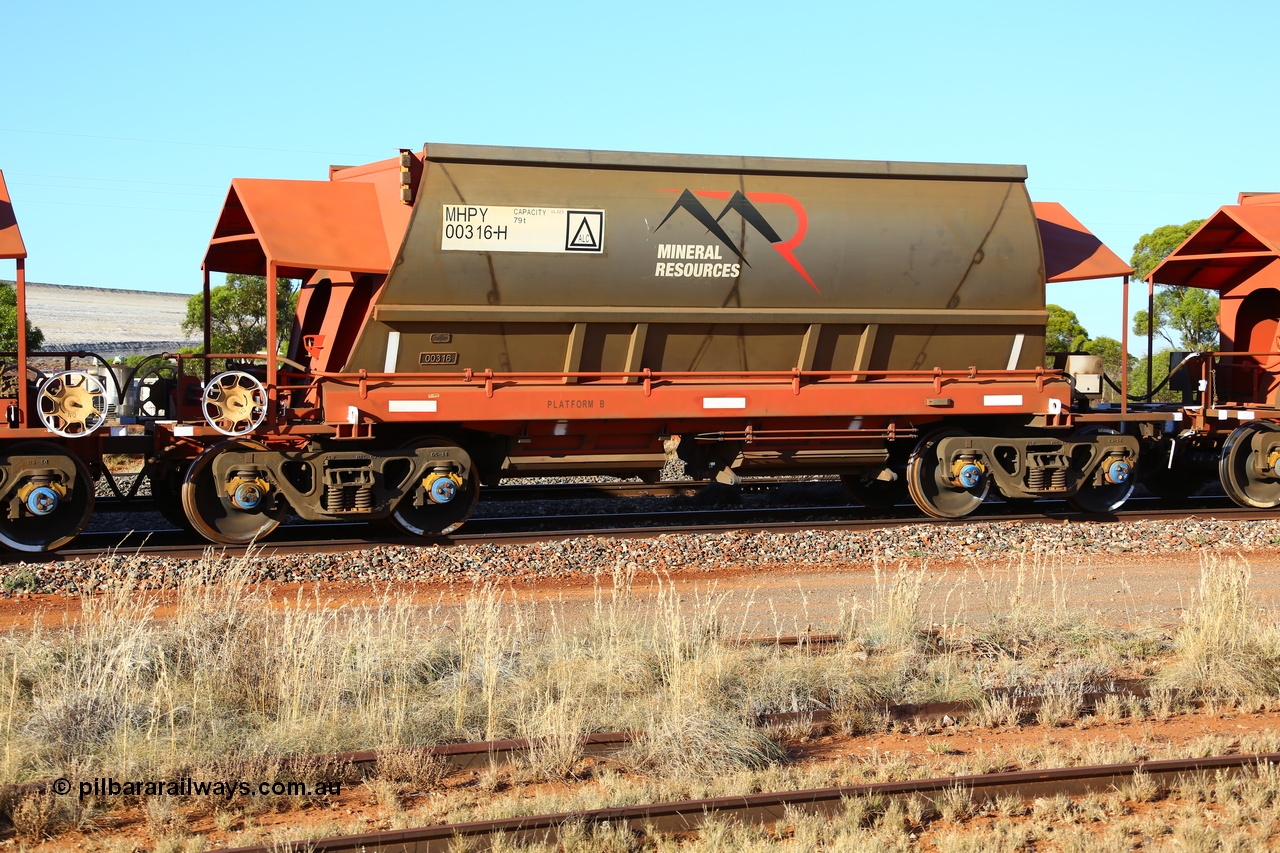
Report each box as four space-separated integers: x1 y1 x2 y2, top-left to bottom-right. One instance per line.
0 146 1151 551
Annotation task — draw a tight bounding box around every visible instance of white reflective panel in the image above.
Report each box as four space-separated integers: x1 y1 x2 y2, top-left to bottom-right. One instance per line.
388 400 438 413
703 397 747 409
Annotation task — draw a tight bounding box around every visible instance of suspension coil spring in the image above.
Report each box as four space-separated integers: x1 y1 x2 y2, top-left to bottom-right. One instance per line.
323 484 351 512
353 486 373 510
1051 468 1068 491
1027 468 1046 490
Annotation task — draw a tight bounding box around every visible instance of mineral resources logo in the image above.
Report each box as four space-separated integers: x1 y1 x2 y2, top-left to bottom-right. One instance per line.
653 189 818 293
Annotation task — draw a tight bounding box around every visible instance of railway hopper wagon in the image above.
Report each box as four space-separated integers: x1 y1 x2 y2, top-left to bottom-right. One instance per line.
1144 192 1280 507
0 147 1141 550
186 144 1143 540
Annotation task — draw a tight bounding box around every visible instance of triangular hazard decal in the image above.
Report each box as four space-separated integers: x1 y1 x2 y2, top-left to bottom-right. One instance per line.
571 218 597 247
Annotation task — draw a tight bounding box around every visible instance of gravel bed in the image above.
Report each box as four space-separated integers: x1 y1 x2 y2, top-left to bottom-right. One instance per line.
4 515 1280 597
95 472 148 499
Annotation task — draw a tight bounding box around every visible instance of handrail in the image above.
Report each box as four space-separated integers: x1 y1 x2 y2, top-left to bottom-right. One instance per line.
277 366 1067 384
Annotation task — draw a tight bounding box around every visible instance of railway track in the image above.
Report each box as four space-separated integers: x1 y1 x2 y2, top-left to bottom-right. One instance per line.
22 491 1273 564
264 676 1154 774
1 677 1150 798
211 750 1280 852
87 477 820 514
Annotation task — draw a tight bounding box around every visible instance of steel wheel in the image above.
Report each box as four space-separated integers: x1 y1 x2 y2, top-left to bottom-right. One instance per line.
0 442 94 552
147 450 194 530
1220 422 1280 508
37 370 107 437
840 473 908 509
390 439 479 537
905 430 989 519
1068 428 1136 514
181 440 287 544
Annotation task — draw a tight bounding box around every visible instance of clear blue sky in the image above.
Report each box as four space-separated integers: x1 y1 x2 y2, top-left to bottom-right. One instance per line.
3 0 1276 348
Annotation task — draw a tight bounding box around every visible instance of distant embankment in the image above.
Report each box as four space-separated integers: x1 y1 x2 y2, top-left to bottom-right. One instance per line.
1 280 199 358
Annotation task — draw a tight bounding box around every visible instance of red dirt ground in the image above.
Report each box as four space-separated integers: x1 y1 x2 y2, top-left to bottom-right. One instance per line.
15 705 1280 852
7 547 1280 850
3 546 1275 633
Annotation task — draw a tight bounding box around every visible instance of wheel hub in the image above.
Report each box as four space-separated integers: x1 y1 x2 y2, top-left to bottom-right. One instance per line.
1267 449 1280 479
226 468 272 511
52 384 92 420
17 476 68 517
232 481 265 510
423 471 463 504
23 484 62 516
1105 459 1132 485
221 389 254 418
950 458 985 489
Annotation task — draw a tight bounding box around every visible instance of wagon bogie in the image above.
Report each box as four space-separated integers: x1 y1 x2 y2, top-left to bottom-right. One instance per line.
0 441 96 552
173 438 479 540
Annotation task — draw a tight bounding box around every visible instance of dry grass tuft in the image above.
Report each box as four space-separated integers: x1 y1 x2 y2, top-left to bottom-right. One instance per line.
375 747 447 790
1157 556 1280 700
1120 768 1162 803
975 694 1022 729
844 563 928 653
627 710 785 777
10 791 69 841
937 784 974 822
1035 670 1085 727
519 695 591 780
144 794 189 843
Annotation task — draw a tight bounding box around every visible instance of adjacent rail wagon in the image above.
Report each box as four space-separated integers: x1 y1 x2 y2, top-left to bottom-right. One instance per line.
0 145 1218 553
1141 193 1280 506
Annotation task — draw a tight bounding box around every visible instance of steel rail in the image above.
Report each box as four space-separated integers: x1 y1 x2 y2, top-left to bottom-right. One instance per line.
87 477 828 514
0 677 1150 801
87 478 1240 515
211 750 1280 852
277 677 1152 774
28 497 1276 564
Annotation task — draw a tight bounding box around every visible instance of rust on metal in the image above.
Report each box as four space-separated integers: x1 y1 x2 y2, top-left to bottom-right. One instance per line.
212 751 1280 853
273 680 1154 775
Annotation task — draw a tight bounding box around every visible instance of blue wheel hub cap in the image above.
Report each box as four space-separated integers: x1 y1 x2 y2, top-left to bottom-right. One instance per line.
429 478 457 504
26 486 59 516
957 463 983 489
1106 460 1131 485
232 482 264 510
